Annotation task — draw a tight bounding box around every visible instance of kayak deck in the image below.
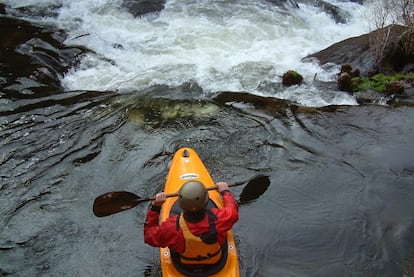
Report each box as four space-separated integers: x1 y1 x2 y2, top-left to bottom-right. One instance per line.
159 147 240 277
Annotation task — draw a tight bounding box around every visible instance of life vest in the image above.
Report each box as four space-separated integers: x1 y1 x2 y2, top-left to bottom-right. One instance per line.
178 211 222 265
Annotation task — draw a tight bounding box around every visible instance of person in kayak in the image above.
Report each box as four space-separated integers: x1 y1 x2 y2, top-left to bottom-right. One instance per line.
144 180 239 265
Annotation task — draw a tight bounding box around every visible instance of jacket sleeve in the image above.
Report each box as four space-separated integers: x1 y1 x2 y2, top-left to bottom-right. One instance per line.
143 208 180 248
214 191 239 232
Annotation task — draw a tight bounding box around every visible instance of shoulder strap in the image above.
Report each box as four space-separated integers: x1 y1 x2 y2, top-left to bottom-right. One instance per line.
176 213 181 231
176 210 218 244
200 209 218 244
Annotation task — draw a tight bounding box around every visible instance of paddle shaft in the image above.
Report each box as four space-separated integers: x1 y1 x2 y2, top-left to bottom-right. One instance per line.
141 181 245 203
92 175 269 217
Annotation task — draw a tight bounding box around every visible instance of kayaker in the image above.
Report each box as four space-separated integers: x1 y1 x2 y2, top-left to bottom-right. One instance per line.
144 180 239 265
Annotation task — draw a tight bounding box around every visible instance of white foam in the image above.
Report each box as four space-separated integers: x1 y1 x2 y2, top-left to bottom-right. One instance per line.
5 0 379 106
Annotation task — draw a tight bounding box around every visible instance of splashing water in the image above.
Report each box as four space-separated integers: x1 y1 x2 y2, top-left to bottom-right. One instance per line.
5 0 378 106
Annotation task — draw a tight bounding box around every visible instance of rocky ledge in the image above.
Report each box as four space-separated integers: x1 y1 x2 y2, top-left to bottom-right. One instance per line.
303 24 414 106
304 24 414 76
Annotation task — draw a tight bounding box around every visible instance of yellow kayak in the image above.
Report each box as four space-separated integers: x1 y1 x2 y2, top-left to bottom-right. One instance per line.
159 147 240 277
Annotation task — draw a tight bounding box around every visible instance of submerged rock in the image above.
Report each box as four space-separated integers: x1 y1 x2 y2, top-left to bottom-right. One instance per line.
212 91 346 116
213 91 292 114
311 0 350 24
265 0 352 23
119 89 219 128
122 0 166 17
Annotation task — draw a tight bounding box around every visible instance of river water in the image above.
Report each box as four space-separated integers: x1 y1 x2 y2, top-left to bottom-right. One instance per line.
1 0 414 276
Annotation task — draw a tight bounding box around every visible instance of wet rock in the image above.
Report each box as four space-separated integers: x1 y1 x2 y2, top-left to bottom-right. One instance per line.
181 80 203 94
265 0 299 9
282 70 303 86
338 72 352 92
36 262 51 272
313 0 350 24
340 64 353 74
0 17 90 99
112 43 124 49
213 91 291 114
303 31 373 76
7 3 62 19
266 0 351 23
124 93 219 128
337 64 360 92
304 24 414 76
122 0 165 17
0 268 9 275
339 64 360 77
0 3 6 14
213 91 349 115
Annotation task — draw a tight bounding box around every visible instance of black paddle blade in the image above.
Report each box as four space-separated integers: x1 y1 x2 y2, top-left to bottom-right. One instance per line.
238 175 270 205
93 191 141 217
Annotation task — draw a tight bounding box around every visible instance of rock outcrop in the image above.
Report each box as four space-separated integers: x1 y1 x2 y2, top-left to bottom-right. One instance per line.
0 17 91 97
304 24 414 77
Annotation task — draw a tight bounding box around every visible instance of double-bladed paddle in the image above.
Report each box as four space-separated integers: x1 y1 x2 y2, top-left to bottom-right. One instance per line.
93 174 270 217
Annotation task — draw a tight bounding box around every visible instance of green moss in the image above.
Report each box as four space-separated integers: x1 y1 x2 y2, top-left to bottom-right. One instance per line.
351 73 414 93
289 70 302 78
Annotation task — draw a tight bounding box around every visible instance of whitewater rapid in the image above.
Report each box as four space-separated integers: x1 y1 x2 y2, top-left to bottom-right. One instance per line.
5 0 379 106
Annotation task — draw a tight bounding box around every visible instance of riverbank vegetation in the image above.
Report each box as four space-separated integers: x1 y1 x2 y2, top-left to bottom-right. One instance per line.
352 73 414 94
369 0 414 71
351 0 414 95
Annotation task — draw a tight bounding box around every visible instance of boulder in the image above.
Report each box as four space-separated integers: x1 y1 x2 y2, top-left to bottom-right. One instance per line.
337 72 352 92
337 64 360 92
122 0 166 17
282 70 303 86
304 24 414 76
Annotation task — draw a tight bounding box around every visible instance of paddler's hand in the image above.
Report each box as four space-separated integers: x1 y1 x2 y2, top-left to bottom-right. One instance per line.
216 182 229 193
152 192 166 207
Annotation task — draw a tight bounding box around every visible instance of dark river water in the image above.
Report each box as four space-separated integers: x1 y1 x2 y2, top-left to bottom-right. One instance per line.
2 84 414 276
1 1 414 276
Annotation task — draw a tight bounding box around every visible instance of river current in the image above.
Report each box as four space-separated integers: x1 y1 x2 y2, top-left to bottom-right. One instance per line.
1 0 414 276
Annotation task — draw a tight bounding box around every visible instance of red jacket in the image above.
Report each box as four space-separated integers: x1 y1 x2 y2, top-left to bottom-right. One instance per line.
144 191 239 253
